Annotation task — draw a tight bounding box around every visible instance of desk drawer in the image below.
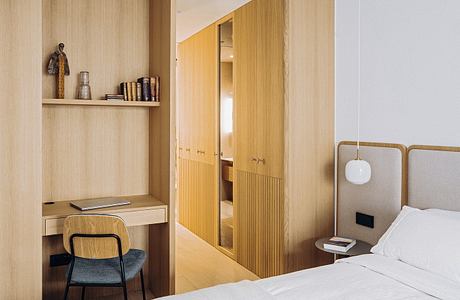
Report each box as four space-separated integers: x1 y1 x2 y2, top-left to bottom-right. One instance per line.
44 208 167 236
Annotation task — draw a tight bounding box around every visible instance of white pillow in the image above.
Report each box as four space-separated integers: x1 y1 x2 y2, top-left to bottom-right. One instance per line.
372 206 460 283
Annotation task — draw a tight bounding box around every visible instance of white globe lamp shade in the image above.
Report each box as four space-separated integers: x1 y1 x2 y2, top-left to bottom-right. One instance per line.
345 159 371 185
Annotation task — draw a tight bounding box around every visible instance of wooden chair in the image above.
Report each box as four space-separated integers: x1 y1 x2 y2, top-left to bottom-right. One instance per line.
62 214 146 300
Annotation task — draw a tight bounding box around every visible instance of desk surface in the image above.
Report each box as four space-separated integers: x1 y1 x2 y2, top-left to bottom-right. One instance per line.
43 194 167 219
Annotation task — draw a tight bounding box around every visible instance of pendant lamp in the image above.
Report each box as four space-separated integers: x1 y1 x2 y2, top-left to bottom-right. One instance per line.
345 0 371 185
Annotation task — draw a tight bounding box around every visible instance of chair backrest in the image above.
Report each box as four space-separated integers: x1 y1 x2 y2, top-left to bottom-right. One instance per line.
63 214 130 259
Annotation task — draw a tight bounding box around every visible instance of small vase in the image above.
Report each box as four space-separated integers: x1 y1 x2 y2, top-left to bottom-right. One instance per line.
77 71 92 100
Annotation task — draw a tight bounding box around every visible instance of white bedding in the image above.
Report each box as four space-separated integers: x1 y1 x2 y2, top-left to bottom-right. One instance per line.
160 254 460 300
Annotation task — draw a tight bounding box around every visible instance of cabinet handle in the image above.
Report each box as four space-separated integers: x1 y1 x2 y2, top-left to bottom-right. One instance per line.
251 157 258 162
257 158 266 165
185 148 190 152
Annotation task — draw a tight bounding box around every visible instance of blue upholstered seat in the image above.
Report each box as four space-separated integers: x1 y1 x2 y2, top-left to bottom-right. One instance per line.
67 249 146 285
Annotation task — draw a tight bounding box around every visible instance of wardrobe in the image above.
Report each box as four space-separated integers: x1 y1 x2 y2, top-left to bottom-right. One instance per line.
178 0 335 278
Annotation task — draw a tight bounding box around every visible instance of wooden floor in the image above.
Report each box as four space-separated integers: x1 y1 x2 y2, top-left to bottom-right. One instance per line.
175 223 259 295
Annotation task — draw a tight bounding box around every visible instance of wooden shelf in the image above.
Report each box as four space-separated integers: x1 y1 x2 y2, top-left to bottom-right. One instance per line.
43 98 160 107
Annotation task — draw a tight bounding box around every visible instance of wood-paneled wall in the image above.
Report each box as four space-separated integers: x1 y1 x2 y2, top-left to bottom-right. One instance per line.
284 0 335 271
42 106 150 202
235 170 284 277
178 159 216 245
0 0 42 298
42 0 150 100
148 0 176 295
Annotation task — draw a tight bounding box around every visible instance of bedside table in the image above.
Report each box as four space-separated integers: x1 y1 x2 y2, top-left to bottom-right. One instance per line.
315 237 372 256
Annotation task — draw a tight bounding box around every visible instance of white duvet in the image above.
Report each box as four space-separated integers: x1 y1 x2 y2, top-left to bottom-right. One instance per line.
159 254 460 300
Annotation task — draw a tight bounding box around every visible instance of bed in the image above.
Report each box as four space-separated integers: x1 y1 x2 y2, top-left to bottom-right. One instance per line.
159 145 460 300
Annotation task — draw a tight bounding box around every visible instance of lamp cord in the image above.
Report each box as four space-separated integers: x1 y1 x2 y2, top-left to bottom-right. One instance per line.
356 0 361 159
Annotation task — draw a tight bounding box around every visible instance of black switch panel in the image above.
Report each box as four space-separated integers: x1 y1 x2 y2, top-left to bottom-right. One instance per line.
50 253 71 267
356 212 374 228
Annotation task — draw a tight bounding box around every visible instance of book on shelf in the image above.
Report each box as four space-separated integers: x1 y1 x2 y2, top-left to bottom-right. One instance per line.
150 75 160 102
136 82 142 101
118 76 160 102
323 237 356 252
105 94 125 101
119 82 128 101
137 77 151 101
131 82 137 101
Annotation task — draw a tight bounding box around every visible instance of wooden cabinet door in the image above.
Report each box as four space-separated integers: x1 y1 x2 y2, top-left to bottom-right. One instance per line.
234 0 284 178
254 0 284 179
234 0 258 174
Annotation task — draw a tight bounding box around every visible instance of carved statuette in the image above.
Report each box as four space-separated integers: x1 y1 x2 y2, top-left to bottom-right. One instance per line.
48 43 70 99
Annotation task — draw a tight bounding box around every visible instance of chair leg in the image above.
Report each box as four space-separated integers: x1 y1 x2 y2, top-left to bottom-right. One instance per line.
123 283 128 300
81 286 86 300
63 283 70 300
140 269 146 300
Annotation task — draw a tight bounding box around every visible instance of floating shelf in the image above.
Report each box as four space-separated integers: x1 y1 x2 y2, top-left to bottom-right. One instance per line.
43 98 160 107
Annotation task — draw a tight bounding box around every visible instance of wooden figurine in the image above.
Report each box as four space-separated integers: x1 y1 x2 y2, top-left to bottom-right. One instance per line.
47 43 70 99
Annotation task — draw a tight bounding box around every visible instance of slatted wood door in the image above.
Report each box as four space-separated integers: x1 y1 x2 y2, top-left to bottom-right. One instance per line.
235 170 284 277
178 158 216 245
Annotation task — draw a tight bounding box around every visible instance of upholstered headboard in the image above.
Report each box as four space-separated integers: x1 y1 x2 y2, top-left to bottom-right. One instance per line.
337 142 407 245
408 145 460 211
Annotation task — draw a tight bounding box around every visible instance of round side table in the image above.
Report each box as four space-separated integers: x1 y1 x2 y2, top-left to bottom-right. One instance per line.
315 237 372 256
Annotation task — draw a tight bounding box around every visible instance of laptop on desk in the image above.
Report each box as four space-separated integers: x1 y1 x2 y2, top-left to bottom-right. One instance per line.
70 197 131 211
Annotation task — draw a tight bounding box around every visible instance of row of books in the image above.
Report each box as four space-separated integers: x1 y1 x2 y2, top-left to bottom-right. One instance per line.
105 76 160 101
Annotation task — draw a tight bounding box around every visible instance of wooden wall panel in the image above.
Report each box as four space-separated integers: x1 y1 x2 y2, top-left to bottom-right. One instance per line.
0 0 42 298
42 0 150 100
43 227 149 300
284 0 335 272
178 159 216 246
42 106 150 202
148 0 176 296
235 170 283 278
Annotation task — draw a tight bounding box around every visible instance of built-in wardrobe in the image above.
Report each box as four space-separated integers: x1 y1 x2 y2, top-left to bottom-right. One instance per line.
178 0 335 278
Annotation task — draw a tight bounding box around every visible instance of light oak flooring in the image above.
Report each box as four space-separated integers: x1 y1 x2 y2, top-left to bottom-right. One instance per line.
175 223 259 295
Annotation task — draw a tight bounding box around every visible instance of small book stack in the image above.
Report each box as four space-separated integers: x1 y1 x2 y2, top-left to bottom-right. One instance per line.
323 237 356 252
118 75 160 102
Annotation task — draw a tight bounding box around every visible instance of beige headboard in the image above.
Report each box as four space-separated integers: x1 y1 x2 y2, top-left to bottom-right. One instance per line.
408 145 460 210
337 142 407 245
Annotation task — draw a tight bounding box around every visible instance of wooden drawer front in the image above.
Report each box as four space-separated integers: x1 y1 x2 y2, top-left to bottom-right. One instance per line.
44 208 167 236
115 209 167 227
222 165 233 182
45 218 65 236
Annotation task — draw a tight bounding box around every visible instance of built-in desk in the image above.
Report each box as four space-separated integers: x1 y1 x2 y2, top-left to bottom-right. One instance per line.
42 194 168 236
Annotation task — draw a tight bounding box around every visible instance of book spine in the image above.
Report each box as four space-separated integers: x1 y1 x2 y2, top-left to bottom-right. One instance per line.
131 82 137 101
120 82 128 101
150 77 155 101
136 82 142 101
127 82 132 101
155 75 160 102
138 77 150 101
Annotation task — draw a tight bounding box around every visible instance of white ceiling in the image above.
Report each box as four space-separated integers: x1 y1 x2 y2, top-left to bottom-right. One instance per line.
176 0 250 42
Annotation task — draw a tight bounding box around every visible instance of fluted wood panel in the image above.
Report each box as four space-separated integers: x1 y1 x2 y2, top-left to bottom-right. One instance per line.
235 170 283 278
178 158 216 246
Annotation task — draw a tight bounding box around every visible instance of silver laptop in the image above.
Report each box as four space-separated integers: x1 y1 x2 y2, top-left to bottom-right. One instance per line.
70 197 131 211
